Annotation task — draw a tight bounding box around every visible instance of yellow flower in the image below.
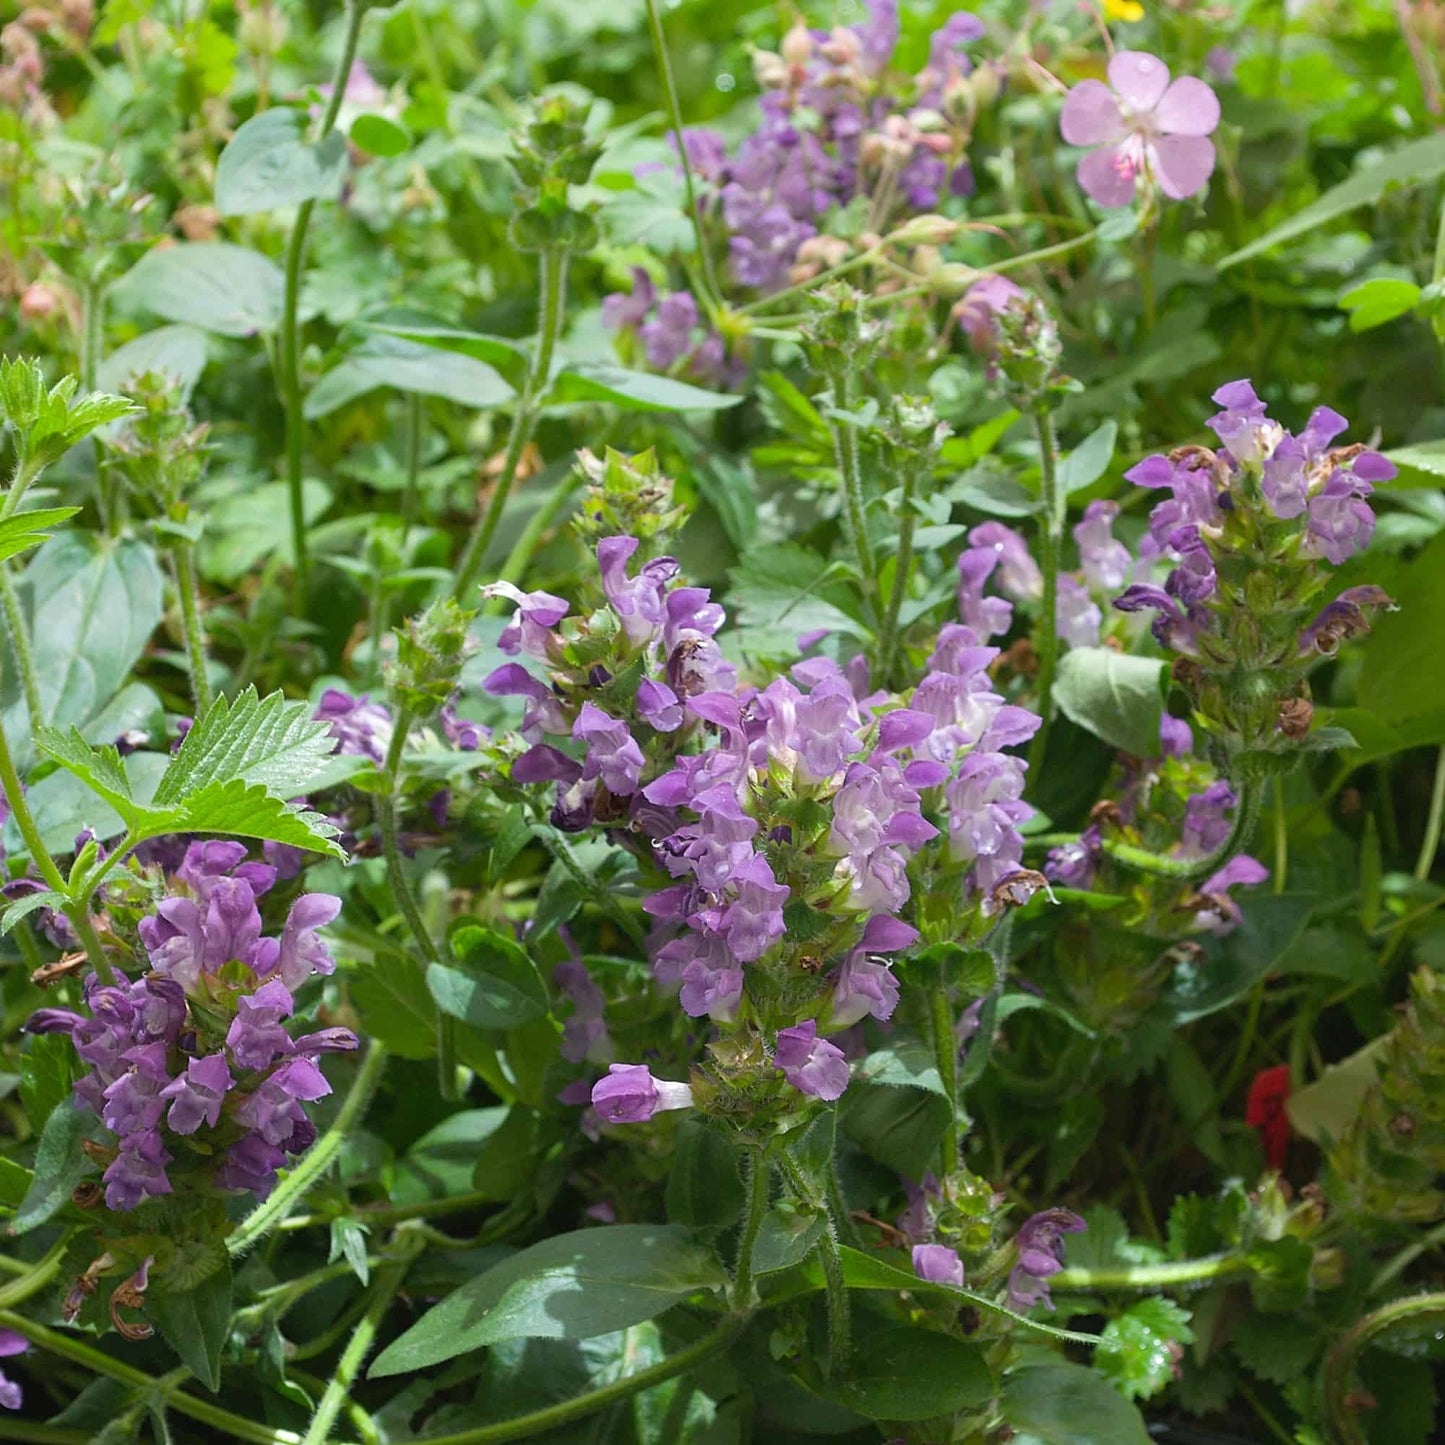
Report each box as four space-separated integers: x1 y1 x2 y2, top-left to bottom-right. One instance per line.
1103 0 1145 20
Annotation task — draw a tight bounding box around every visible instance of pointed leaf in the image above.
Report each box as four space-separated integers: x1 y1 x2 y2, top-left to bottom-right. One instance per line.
149 1261 233 1392
116 243 285 337
427 925 548 1029
367 323 529 389
0 508 80 565
215 107 347 216
545 363 743 414
172 779 344 858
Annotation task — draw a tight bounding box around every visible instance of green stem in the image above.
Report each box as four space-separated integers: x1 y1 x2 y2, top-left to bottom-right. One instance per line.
731 1150 770 1311
876 459 918 689
1101 776 1262 883
930 988 959 1175
0 1310 305 1445
1051 1253 1251 1293
824 370 877 623
1273 775 1289 893
643 0 722 316
416 1316 743 1445
1414 746 1445 881
451 247 568 604
402 391 424 527
0 708 113 983
1028 408 1064 781
1370 1217 1445 1295
228 1041 389 1258
300 1253 417 1445
816 1221 851 1376
280 0 368 613
0 1235 72 1308
1323 1293 1445 1445
0 562 44 729
79 279 119 538
987 228 1099 277
171 539 214 716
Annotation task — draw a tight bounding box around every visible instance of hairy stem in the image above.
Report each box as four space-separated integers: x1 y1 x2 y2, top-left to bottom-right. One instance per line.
824 370 877 623
171 538 214 715
1323 1292 1445 1445
876 458 918 689
451 247 567 603
402 390 424 527
228 1041 389 1257
1414 746 1445 881
0 562 44 729
1051 1252 1251 1293
731 1149 770 1311
417 1316 743 1445
1028 408 1064 780
930 987 960 1175
281 0 367 612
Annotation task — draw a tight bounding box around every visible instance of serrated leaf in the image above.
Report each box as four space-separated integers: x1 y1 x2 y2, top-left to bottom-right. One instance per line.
149 1261 232 1392
13 1101 97 1234
33 724 181 834
0 507 80 565
1098 1298 1194 1401
215 107 347 215
154 688 338 805
1230 1311 1322 1385
1 887 67 935
172 779 344 858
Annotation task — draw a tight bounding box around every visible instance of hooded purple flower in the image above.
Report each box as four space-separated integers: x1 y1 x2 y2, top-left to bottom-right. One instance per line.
315 689 394 766
955 275 1023 354
102 1129 174 1212
226 978 295 1071
0 1329 27 1411
1007 1208 1085 1311
1060 51 1220 207
912 1243 964 1288
598 536 677 646
1074 500 1132 592
590 1063 693 1124
1193 855 1269 935
485 583 569 659
772 1020 850 1101
602 266 657 331
158 1053 234 1134
574 703 646 796
1181 781 1236 858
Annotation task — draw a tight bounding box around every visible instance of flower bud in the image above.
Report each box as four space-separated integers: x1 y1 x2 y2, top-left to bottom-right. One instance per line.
591 1063 694 1123
19 281 58 320
780 20 812 68
889 213 959 246
751 48 789 89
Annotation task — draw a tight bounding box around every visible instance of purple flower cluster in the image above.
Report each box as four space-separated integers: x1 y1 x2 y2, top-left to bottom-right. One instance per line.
0 1330 27 1411
1007 1207 1086 1311
29 842 356 1211
315 687 393 766
670 2 988 293
601 268 738 388
1116 381 1396 664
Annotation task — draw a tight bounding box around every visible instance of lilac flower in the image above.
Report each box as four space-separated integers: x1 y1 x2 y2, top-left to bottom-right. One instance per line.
484 663 570 740
102 1129 174 1212
0 1329 27 1411
637 678 684 732
955 275 1023 354
1056 576 1102 649
101 1043 171 1136
574 703 646 796
969 523 1042 601
1046 824 1102 890
226 979 295 1071
602 267 657 330
1304 469 1378 565
236 1058 331 1147
773 1020 851 1101
1007 1207 1086 1311
268 893 342 990
1194 855 1269 935
598 536 677 645
556 954 612 1065
315 688 393 766
440 697 487 751
912 1243 964 1288
485 583 569 659
640 292 700 369
591 1063 693 1123
158 1053 233 1134
1074 501 1132 592
1159 714 1193 756
719 853 789 962
217 1133 288 1198
1060 51 1220 208
1298 586 1396 654
1181 781 1236 858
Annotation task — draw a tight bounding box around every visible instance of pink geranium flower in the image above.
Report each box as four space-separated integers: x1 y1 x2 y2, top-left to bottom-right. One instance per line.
1060 51 1220 208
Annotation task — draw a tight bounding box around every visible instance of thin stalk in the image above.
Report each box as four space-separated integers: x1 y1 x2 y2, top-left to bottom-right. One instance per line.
417 1316 742 1445
987 228 1099 277
0 563 44 728
731 1150 770 1311
1101 776 1262 883
1414 746 1445 881
281 0 367 612
930 988 959 1175
402 391 424 527
1028 409 1064 780
451 247 568 603
228 1041 389 1257
0 1235 72 1308
171 539 214 715
876 460 917 688
300 1253 417 1445
79 279 119 538
1323 1293 1445 1445
1370 1217 1445 1295
0 1310 305 1445
1051 1252 1251 1293
815 1221 851 1376
643 0 722 316
1273 775 1289 893
0 711 113 982
823 370 877 622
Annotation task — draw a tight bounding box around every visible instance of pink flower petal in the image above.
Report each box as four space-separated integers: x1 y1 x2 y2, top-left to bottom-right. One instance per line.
1151 134 1216 199
1077 146 1137 208
1154 77 1221 137
1107 50 1170 112
1060 79 1125 146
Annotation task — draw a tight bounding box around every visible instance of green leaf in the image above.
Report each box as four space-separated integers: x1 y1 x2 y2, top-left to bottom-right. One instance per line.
816 1327 992 1420
1386 439 1445 482
1098 1298 1194 1401
1001 1360 1151 1444
1285 1038 1389 1143
427 925 548 1029
1053 648 1167 759
366 324 529 390
155 687 340 805
751 1207 827 1276
1 887 67 935
116 243 285 337
304 334 513 419
544 363 743 414
727 542 864 651
200 479 332 583
171 779 344 858
1230 1310 1323 1385
98 325 210 402
665 1118 744 1229
149 1261 233 1393
369 1225 727 1374
34 724 181 834
1058 420 1118 494
21 1033 75 1127
1220 132 1445 268
349 940 440 1060
13 1101 96 1234
349 112 411 158
1358 531 1445 724
390 1107 512 1205
1340 277 1423 332
329 1217 371 1286
841 1076 950 1179
215 107 347 215
0 507 80 565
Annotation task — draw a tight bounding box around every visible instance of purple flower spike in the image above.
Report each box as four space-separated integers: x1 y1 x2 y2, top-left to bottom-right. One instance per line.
1060 50 1220 208
1007 1207 1086 1311
573 702 646 796
591 1063 693 1124
912 1243 964 1288
226 978 295 1071
772 1020 851 1101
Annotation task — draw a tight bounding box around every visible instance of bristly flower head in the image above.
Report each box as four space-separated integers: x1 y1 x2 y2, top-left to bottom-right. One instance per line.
1060 51 1220 210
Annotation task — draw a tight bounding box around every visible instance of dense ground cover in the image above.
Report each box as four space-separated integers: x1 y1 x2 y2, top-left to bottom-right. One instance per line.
2 1 1445 1441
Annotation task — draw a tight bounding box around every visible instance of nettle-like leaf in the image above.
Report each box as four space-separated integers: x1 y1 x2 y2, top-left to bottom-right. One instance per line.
0 507 80 565
154 687 339 805
0 887 67 936
0 358 140 468
171 779 343 859
33 724 183 835
1097 1297 1195 1401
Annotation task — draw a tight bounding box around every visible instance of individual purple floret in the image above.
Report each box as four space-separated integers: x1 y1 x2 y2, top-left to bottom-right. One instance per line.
772 1019 851 1101
0 1329 28 1411
314 688 394 766
590 1063 694 1124
1007 1207 1086 1311
912 1243 965 1288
